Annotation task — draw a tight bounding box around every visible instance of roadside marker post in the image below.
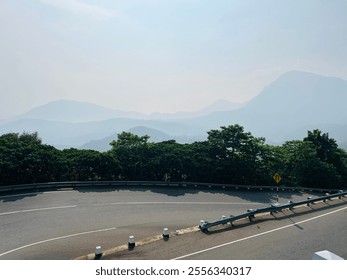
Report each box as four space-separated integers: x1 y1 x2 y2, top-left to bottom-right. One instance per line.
273 173 282 202
162 228 170 240
128 235 135 250
95 246 102 259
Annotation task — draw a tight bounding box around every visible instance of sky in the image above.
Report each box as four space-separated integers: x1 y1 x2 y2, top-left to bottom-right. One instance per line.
1 0 347 118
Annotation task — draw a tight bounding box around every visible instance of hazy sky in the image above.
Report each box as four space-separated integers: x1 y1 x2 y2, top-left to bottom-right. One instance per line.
1 0 347 118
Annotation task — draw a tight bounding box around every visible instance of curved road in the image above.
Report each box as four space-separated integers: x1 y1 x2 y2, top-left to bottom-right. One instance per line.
0 186 343 260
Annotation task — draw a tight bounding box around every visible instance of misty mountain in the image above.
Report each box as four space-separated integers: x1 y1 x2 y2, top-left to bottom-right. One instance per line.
1 70 347 150
16 99 146 122
148 99 244 120
0 117 204 149
81 126 172 151
80 126 196 151
79 133 120 152
187 71 347 143
15 99 243 123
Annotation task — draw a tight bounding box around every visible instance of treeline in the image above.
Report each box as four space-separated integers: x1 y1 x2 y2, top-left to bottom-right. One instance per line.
1 125 347 188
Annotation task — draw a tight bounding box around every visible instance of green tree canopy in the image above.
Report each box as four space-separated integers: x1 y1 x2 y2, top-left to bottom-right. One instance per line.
110 132 150 180
207 125 266 184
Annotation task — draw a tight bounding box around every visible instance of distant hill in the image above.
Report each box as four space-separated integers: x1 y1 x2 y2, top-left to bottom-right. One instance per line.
188 71 347 143
0 117 204 149
17 99 146 122
15 99 243 123
148 99 244 120
2 70 347 149
79 133 119 151
128 126 173 141
80 126 207 151
81 126 172 151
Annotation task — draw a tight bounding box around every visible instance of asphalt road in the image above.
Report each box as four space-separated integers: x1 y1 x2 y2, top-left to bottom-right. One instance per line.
100 199 347 260
0 186 342 260
174 201 347 260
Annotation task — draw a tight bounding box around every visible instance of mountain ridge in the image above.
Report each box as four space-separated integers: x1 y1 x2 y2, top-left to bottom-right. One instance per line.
1 70 347 150
186 70 347 142
16 99 146 122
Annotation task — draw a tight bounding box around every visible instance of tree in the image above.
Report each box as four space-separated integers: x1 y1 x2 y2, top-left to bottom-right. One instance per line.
304 129 338 163
110 132 150 180
61 149 120 181
0 132 62 185
281 140 340 188
207 125 266 184
304 129 347 186
146 140 189 181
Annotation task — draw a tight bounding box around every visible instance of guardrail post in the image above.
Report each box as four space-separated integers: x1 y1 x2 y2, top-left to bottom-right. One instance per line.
288 200 294 210
199 220 208 232
325 193 331 201
229 215 235 226
247 209 255 221
338 190 343 199
270 203 280 214
307 196 312 206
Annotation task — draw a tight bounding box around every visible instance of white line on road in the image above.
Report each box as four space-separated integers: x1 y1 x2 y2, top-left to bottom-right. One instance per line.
0 205 77 216
0 201 264 217
99 201 264 206
0 227 117 257
173 205 347 260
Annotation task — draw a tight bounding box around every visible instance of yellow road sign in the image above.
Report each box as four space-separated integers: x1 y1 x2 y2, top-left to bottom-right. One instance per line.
273 173 282 184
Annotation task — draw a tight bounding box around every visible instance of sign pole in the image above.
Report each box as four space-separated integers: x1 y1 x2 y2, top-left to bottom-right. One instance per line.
273 173 282 203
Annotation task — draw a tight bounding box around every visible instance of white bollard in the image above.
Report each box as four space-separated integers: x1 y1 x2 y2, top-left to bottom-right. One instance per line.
128 235 135 250
163 228 170 240
95 246 102 258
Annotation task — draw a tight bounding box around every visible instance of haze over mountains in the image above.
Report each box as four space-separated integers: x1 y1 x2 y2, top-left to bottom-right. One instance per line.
188 71 347 143
1 70 347 151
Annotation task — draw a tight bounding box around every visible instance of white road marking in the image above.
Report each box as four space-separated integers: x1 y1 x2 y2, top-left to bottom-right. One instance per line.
100 201 263 206
0 227 117 257
172 205 347 260
0 205 77 216
0 201 263 217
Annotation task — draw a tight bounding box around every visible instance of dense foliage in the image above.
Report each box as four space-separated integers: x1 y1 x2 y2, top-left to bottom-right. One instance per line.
1 125 347 188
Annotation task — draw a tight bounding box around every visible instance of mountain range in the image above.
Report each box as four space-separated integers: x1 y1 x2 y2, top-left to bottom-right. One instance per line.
186 71 347 143
1 70 347 151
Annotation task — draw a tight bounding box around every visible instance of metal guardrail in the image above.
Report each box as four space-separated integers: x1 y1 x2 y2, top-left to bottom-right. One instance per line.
199 190 347 232
0 180 345 194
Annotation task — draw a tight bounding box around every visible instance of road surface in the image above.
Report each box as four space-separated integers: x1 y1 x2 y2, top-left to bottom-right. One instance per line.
0 186 344 260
